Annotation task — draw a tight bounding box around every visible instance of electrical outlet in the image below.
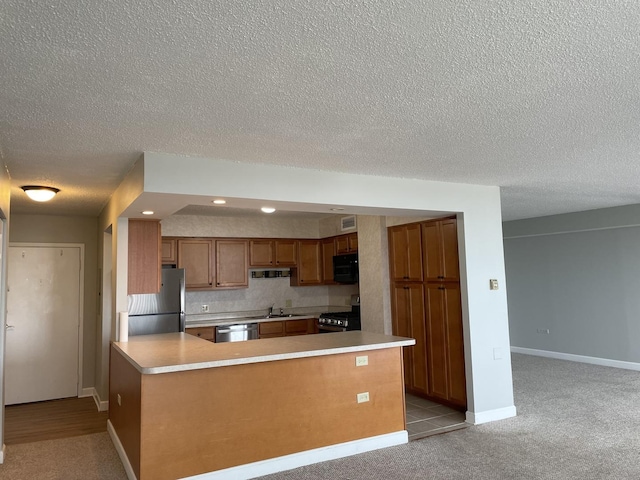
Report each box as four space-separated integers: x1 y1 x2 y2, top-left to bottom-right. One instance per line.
537 328 550 334
489 279 499 290
285 299 292 308
357 392 370 403
356 355 368 366
201 305 209 313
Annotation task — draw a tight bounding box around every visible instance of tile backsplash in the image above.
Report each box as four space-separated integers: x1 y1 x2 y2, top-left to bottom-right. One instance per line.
186 274 359 316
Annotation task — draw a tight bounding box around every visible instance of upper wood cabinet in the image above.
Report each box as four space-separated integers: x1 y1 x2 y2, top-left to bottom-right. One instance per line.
335 233 358 254
177 239 214 290
274 239 297 267
216 240 248 288
291 240 322 286
161 238 177 265
128 219 161 295
321 237 336 284
422 218 460 282
249 239 275 267
249 239 297 268
388 223 423 282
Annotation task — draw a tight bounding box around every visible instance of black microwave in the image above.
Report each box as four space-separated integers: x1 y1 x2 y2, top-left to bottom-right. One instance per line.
333 253 359 284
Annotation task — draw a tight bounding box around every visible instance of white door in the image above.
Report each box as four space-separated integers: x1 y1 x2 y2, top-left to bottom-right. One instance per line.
5 246 81 405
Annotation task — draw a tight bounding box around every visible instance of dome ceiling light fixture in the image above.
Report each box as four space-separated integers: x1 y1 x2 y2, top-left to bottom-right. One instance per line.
261 207 276 214
21 185 60 202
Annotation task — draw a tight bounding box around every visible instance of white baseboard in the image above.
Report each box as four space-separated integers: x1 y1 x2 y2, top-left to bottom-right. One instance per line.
466 405 517 425
511 346 640 371
108 420 137 480
80 387 109 412
107 422 407 480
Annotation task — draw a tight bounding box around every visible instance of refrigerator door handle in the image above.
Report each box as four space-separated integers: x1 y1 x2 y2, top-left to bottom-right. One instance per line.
179 276 186 332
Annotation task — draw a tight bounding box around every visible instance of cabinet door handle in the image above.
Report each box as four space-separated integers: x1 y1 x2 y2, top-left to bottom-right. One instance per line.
438 286 445 290
437 275 445 279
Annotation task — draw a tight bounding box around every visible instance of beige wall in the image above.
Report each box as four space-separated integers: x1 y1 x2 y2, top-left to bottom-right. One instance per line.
9 214 99 390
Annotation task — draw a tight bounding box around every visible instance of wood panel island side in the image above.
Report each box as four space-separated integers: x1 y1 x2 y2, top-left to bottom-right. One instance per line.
108 331 415 480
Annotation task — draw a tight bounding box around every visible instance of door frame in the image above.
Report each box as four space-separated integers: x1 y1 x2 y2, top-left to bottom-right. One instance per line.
8 242 85 399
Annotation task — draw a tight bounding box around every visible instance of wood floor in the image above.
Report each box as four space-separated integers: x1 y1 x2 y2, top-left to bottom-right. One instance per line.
4 396 108 444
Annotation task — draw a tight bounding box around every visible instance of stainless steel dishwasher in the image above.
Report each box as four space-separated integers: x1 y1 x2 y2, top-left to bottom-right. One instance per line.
215 323 259 342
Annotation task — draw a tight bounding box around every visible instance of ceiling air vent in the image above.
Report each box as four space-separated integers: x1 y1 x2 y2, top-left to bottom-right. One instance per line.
341 215 356 231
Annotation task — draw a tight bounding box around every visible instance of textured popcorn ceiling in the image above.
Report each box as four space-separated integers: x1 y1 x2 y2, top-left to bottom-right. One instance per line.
2 1 639 219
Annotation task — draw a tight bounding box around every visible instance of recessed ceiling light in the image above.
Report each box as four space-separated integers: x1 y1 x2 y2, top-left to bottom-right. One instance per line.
141 210 154 215
21 185 60 202
213 199 226 205
330 207 345 211
261 207 276 214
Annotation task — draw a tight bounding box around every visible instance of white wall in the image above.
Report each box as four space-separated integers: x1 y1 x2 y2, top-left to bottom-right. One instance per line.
504 204 640 365
103 152 515 423
0 161 10 463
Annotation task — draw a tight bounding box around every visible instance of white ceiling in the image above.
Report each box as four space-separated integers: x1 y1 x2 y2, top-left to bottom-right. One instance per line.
2 1 639 221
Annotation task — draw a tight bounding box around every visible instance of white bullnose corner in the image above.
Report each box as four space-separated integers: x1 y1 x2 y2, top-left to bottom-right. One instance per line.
466 405 517 425
0 443 5 464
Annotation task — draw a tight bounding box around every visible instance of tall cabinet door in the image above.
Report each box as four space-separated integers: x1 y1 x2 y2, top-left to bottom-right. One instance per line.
425 283 466 407
389 224 423 282
391 283 428 395
425 284 449 400
443 283 466 406
422 219 460 282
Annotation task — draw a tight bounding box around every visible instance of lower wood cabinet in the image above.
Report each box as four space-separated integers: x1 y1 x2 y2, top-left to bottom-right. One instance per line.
258 319 316 339
185 327 215 342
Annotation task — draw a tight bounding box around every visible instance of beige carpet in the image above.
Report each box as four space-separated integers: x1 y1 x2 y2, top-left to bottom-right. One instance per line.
0 432 127 480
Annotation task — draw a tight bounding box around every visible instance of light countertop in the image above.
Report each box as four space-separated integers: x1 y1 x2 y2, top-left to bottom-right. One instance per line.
185 314 317 328
112 331 415 375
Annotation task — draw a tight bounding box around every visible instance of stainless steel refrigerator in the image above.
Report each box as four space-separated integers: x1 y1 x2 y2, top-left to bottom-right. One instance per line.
127 267 186 336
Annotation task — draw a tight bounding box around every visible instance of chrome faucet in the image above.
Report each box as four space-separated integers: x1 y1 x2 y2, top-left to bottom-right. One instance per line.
268 304 274 316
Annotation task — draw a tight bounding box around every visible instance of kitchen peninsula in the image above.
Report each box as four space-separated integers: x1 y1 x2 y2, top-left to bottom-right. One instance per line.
109 331 415 480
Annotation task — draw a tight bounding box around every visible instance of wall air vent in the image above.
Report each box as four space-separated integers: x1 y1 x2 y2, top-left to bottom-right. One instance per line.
341 215 356 231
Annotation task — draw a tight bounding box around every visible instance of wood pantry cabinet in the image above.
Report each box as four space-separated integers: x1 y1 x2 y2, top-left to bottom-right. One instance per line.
128 219 162 295
391 283 428 395
388 223 423 282
388 217 466 410
422 218 460 282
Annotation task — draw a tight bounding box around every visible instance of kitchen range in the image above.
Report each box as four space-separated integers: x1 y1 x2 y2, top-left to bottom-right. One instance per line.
317 294 361 333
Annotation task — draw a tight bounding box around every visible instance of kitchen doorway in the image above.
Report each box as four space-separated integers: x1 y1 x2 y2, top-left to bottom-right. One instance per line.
5 244 83 405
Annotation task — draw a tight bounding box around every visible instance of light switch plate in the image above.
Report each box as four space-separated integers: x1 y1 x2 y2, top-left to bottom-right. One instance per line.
489 279 499 290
